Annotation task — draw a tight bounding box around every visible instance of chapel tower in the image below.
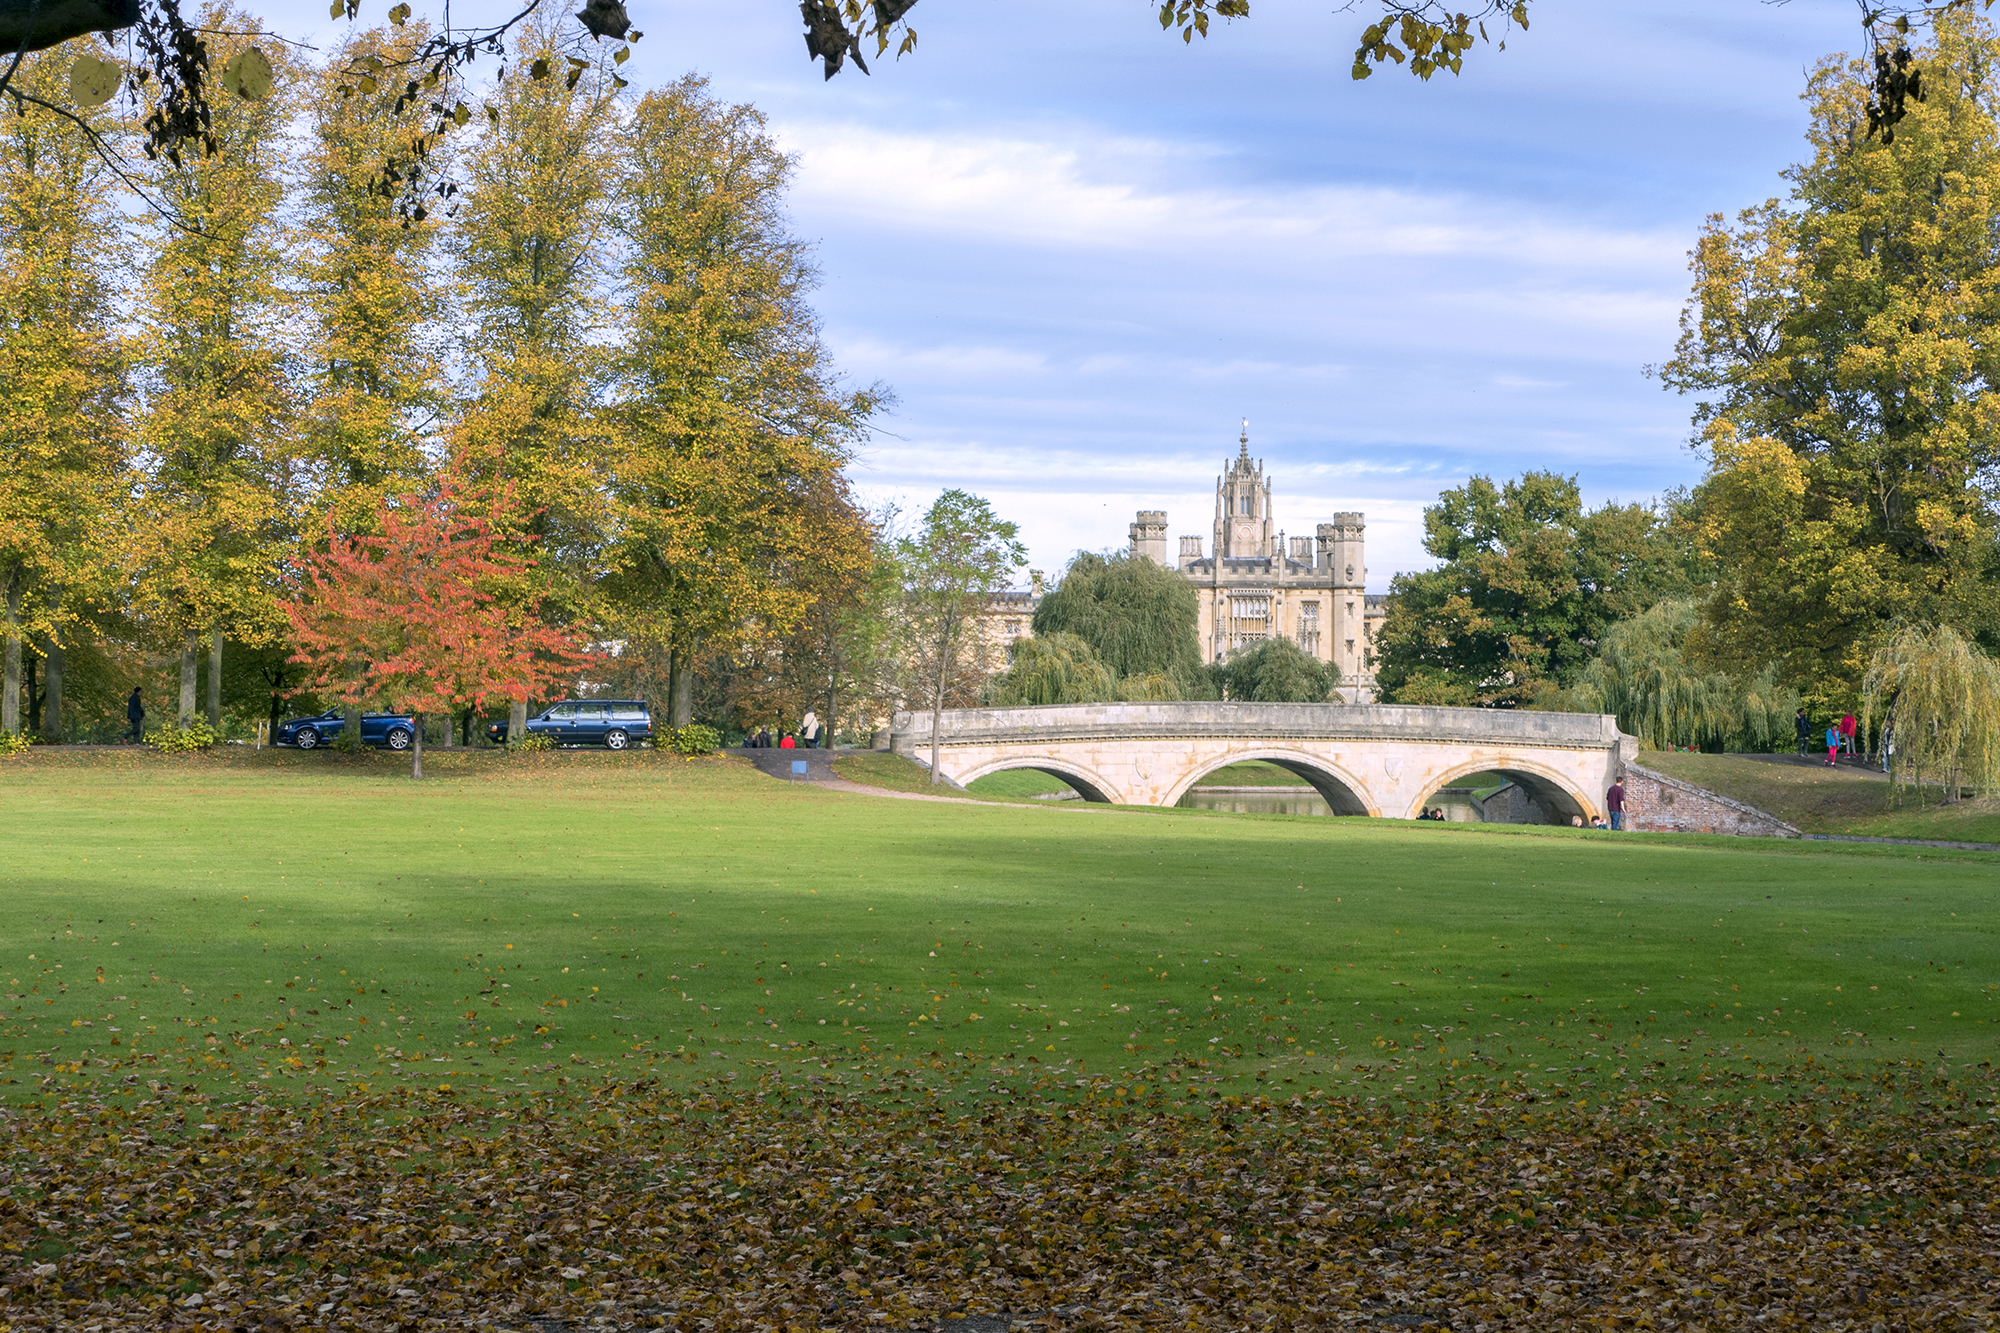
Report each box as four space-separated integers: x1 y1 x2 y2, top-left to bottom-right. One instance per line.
1212 422 1274 559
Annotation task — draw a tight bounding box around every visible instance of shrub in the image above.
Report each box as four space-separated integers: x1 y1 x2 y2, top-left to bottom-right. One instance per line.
509 733 554 754
0 730 32 756
672 724 722 756
147 720 219 755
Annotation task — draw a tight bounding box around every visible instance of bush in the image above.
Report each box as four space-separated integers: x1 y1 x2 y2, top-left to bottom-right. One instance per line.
509 732 554 754
147 720 219 754
0 730 32 756
672 724 722 756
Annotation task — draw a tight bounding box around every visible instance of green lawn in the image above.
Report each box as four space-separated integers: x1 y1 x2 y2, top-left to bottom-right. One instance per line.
1640 749 2000 842
3 747 1996 1113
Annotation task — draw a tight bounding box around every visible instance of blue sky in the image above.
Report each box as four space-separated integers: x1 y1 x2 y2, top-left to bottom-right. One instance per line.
278 0 1863 587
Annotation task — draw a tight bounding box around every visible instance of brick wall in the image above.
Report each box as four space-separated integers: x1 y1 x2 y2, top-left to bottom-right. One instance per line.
1622 765 1800 838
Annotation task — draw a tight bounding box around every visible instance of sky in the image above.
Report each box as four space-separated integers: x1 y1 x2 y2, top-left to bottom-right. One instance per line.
271 0 1865 588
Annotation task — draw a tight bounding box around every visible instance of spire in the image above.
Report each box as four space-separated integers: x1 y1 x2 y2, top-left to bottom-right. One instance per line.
1238 417 1249 459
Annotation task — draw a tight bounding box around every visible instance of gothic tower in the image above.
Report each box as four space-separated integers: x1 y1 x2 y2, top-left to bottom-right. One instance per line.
1212 422 1273 558
1128 510 1168 566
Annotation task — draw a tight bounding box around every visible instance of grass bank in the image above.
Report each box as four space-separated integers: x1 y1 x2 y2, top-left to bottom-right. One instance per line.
2 748 1994 1115
1640 750 2000 843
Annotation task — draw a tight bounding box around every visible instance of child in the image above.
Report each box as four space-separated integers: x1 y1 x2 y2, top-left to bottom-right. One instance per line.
1825 724 1840 767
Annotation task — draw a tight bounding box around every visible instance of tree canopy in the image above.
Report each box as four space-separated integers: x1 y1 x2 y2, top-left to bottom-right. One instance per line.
1661 14 2000 698
1215 636 1339 703
1373 472 1690 709
1031 552 1204 690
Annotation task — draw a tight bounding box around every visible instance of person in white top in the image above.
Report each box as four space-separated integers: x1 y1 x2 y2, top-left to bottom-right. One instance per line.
801 711 820 749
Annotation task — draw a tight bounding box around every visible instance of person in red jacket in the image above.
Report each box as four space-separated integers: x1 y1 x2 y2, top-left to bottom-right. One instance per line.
1840 712 1857 758
778 733 796 749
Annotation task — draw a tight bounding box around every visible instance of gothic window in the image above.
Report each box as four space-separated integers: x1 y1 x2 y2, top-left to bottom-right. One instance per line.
1301 601 1319 622
1006 620 1022 638
1230 596 1269 620
1239 495 1252 515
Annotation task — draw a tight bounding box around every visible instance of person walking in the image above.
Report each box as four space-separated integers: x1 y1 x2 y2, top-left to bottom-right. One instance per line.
1794 707 1812 758
1825 724 1841 767
1839 712 1857 758
126 688 144 743
801 710 820 750
1606 778 1627 831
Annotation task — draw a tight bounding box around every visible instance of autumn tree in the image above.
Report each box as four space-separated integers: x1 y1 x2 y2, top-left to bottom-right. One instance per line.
1661 15 2000 699
895 490 1025 782
451 17 618 739
597 75 882 727
1373 472 1691 708
287 468 593 778
0 46 125 740
296 23 447 534
125 7 296 729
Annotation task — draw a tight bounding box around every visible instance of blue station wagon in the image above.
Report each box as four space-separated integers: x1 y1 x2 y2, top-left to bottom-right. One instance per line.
486 700 653 750
275 710 418 751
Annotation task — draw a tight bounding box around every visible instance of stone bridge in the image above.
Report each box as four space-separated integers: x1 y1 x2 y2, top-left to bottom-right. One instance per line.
890 702 1639 823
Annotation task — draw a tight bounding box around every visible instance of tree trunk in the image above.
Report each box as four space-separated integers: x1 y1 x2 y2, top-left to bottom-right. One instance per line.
343 703 362 751
439 708 453 747
668 643 695 728
24 643 38 733
508 699 527 747
929 643 945 784
179 632 197 726
40 631 61 744
411 710 424 779
207 628 223 729
2 572 20 736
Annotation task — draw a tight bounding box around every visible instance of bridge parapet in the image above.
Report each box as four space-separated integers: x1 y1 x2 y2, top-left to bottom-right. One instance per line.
891 703 1638 821
893 702 1628 750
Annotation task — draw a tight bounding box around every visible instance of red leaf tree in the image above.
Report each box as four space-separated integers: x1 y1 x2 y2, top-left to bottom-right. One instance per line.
287 468 593 778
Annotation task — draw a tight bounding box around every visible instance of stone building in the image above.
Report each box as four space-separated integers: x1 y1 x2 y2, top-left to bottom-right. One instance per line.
974 427 1385 700
1139 427 1384 700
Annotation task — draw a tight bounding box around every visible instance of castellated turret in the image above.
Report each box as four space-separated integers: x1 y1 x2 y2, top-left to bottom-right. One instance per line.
1318 513 1365 588
1129 510 1169 566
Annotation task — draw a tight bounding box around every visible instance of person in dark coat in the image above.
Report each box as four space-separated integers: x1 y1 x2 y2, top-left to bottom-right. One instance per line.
126 688 144 743
1794 707 1812 757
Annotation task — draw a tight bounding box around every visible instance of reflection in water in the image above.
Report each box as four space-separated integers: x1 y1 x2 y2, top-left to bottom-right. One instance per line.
1179 787 1487 819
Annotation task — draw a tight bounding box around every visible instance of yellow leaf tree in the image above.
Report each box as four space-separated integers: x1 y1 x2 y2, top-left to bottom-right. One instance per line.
0 45 126 740
127 6 298 728
1661 14 2000 703
599 77 882 726
450 18 617 738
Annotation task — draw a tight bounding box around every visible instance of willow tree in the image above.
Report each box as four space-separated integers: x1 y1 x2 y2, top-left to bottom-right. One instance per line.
1031 551 1203 690
989 632 1116 707
1547 600 1797 752
1863 623 2000 802
1661 14 2000 696
0 45 125 740
1216 637 1340 703
127 7 296 728
599 76 881 727
452 18 618 738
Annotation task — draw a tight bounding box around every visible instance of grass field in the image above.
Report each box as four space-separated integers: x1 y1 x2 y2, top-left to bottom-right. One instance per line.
5 748 1999 1330
1639 749 2000 842
4 747 1995 1110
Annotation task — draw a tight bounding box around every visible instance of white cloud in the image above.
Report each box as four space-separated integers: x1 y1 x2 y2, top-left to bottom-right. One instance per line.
778 120 1684 272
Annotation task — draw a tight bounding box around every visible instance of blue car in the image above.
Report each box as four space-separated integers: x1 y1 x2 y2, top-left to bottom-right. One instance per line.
485 700 654 750
275 710 417 751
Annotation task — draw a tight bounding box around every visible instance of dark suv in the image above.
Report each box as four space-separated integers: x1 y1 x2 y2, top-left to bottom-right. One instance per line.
275 710 417 751
486 700 653 750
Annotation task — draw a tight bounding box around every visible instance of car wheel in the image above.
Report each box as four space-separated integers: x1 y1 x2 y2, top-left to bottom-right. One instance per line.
605 729 629 750
385 728 412 751
295 728 319 750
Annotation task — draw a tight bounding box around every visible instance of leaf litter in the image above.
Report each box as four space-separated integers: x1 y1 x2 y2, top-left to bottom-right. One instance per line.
1 1057 1996 1331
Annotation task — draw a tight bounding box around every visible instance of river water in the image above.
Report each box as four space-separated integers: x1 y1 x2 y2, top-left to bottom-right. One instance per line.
1179 787 1485 819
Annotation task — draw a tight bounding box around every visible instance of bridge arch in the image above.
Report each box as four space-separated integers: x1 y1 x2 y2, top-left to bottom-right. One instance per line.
1407 754 1598 825
1162 748 1378 817
955 755 1121 804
